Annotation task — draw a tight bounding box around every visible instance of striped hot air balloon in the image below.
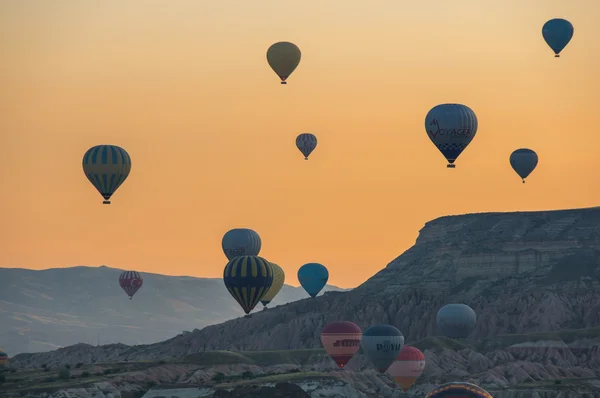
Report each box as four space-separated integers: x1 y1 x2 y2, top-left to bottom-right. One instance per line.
82 145 132 204
386 345 425 391
0 349 8 368
223 255 273 315
321 321 362 369
296 133 317 160
119 271 143 300
425 381 493 398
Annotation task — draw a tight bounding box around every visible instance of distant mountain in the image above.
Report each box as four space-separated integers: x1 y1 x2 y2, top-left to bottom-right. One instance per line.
0 265 349 355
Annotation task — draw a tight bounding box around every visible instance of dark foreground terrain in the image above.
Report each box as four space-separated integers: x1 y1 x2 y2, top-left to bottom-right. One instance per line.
3 327 600 398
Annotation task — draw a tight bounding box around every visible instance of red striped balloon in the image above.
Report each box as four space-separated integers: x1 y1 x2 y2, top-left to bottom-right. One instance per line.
321 321 362 369
386 345 426 391
119 271 143 300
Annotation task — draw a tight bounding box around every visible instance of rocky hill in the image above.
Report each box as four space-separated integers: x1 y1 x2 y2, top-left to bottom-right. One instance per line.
0 266 347 356
3 329 600 398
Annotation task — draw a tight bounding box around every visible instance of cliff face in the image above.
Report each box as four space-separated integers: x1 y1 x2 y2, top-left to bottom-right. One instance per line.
157 207 600 352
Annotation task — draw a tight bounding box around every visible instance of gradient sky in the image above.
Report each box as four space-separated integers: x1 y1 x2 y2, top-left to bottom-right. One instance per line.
1 0 599 288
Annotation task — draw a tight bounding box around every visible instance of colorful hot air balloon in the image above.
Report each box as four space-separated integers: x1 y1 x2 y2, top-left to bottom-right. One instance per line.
223 255 273 315
361 325 404 373
297 263 329 298
266 42 301 84
296 133 317 160
424 104 478 168
222 228 262 261
321 321 363 369
542 18 574 58
386 345 426 392
82 145 131 204
425 382 493 398
119 271 143 300
0 349 8 368
261 262 285 307
510 148 538 183
436 303 477 339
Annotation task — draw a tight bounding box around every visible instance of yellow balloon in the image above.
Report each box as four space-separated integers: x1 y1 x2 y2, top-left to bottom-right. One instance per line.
260 262 285 306
266 42 301 84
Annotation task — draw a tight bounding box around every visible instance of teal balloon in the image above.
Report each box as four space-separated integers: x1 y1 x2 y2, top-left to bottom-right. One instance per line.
223 256 273 315
542 18 574 57
297 263 329 298
361 325 404 373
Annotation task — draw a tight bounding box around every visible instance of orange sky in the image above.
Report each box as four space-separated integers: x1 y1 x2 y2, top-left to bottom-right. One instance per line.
1 0 599 288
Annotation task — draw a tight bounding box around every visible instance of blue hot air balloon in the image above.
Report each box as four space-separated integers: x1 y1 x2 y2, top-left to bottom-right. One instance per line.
436 303 477 339
510 148 538 183
424 104 478 168
296 133 317 160
542 18 574 58
82 145 132 204
222 228 262 261
223 255 273 315
297 263 329 298
361 325 405 373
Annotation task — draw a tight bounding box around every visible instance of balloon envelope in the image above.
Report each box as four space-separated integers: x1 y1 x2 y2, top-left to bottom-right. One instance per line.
425 382 493 398
266 42 301 84
321 321 363 369
297 263 329 298
223 255 273 314
0 349 8 367
82 145 131 204
119 271 143 299
386 345 425 391
260 262 285 306
510 148 538 182
542 18 574 57
222 228 262 261
296 133 317 160
436 304 477 339
424 104 478 168
361 325 404 373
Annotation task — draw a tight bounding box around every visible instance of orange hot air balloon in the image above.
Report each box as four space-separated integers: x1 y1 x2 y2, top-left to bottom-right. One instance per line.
321 321 362 369
386 345 426 391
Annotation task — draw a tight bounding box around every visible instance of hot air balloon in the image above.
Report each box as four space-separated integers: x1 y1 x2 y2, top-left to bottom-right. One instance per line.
321 321 363 369
436 303 477 339
425 382 493 398
267 42 301 84
296 133 317 160
119 271 143 300
82 145 131 204
297 263 329 298
424 104 478 168
223 255 273 315
0 349 8 368
510 148 538 183
222 228 262 261
261 262 285 307
542 18 574 58
386 345 426 392
361 325 404 373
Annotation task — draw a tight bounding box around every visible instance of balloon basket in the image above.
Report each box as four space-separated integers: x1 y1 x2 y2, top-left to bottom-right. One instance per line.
446 164 456 169
555 54 560 58
103 201 111 204
281 81 287 85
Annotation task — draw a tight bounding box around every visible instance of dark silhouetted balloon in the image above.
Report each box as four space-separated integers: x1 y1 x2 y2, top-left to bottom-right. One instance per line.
510 148 538 183
297 263 329 298
119 271 143 300
542 19 574 58
436 303 477 339
222 228 262 261
361 325 404 373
